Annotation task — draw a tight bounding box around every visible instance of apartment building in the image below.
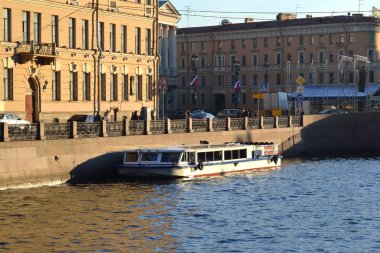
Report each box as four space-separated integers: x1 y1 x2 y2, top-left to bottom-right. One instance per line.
0 0 159 123
177 13 380 113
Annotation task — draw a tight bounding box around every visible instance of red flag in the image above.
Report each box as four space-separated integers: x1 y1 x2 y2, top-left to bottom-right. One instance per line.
234 80 241 93
189 76 198 87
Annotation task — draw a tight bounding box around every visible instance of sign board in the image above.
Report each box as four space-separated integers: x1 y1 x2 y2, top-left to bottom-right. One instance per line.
158 78 168 90
272 109 282 116
259 84 269 92
264 92 288 110
253 93 264 99
296 76 305 86
297 85 304 94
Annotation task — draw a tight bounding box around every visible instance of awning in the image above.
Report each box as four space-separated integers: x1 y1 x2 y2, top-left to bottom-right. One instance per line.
290 84 380 99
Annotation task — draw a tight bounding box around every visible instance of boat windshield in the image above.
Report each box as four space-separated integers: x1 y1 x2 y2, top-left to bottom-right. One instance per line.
125 152 138 162
161 152 181 163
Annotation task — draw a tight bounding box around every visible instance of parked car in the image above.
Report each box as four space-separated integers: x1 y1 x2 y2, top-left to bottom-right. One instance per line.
0 113 30 125
319 109 348 114
170 111 191 120
191 112 215 119
216 109 240 118
67 114 102 123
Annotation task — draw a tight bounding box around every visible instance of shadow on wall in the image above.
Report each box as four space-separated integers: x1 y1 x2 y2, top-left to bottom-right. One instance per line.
67 151 125 185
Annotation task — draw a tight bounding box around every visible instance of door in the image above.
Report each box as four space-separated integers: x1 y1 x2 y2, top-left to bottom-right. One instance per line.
25 93 33 123
214 94 225 112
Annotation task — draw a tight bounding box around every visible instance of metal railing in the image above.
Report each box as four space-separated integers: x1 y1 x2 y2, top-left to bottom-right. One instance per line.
0 116 303 142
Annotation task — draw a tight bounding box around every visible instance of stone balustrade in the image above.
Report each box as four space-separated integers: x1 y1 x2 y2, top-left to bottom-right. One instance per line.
0 116 303 142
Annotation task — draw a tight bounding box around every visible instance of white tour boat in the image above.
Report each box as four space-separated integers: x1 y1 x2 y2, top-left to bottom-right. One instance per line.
116 142 282 179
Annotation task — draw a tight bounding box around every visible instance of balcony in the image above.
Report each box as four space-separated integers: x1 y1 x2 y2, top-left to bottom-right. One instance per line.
16 41 58 65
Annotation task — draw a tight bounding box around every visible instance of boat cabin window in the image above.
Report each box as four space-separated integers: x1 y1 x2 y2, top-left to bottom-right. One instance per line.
141 153 159 162
161 152 181 163
224 149 247 160
125 152 138 162
181 152 196 164
197 150 222 162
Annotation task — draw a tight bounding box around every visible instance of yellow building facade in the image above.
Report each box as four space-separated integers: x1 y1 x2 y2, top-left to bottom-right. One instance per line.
177 13 380 114
1 0 160 123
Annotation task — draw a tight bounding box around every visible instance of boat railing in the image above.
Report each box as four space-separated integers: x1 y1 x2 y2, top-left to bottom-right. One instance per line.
0 115 304 142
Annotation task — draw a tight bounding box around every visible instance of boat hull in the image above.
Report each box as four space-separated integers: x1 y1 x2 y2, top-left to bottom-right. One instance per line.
117 158 281 179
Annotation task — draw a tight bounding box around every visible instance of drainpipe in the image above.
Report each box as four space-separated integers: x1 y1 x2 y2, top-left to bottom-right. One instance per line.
96 0 102 115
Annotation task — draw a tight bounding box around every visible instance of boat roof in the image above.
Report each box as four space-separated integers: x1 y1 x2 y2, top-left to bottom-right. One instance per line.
123 143 260 153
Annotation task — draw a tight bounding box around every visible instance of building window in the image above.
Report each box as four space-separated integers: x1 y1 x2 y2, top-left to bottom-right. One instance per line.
287 53 292 63
200 56 206 67
214 55 224 67
242 93 246 104
218 41 222 50
122 74 129 100
309 52 314 64
52 70 61 101
33 13 41 43
145 28 152 55
82 20 89 49
146 75 152 100
329 34 333 44
299 36 304 46
319 34 324 44
99 22 104 49
201 93 205 104
3 8 11 42
181 57 186 68
318 51 324 64
135 27 141 54
253 74 257 85
329 51 334 63
51 15 59 46
369 71 374 83
110 73 118 101
182 93 186 105
253 38 257 48
242 39 247 48
181 76 186 87
22 11 30 42
201 76 206 87
368 49 374 61
329 73 334 83
309 35 314 45
276 73 281 85
339 34 344 43
231 40 235 50
253 54 258 66
309 73 314 84
181 42 186 52
276 53 281 65
101 73 106 101
69 71 78 101
191 42 195 51
83 73 91 101
69 18 76 48
319 73 324 84
137 75 142 100
264 38 268 47
349 33 354 43
264 54 268 64
276 37 281 47
217 75 224 86
299 52 304 64
121 25 127 53
201 41 205 50
349 50 354 57
242 55 246 66
287 36 291 46
110 24 116 52
3 68 13 100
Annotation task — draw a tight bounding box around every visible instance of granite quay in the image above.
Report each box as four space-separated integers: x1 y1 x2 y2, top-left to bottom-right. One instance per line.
1 112 380 190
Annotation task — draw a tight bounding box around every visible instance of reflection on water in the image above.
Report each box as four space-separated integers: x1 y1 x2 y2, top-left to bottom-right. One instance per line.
0 157 379 252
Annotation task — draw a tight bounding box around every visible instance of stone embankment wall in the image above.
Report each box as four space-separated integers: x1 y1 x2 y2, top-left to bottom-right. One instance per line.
1 112 379 189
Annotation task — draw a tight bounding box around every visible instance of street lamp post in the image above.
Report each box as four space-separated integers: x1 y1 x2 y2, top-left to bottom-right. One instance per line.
232 58 240 109
191 53 199 105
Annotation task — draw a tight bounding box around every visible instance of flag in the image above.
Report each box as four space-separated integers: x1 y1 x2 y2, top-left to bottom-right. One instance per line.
233 80 241 93
189 75 198 87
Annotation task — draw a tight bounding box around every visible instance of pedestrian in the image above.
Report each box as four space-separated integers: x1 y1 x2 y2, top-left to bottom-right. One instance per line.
131 111 138 120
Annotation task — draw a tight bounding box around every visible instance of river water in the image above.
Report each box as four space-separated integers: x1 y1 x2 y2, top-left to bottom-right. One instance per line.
0 156 379 252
